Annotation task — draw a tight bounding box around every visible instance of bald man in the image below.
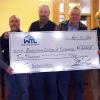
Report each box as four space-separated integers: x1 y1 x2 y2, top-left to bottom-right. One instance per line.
1 15 29 100
29 4 57 100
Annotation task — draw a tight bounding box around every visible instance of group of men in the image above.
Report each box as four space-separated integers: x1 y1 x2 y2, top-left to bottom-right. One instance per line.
0 4 100 100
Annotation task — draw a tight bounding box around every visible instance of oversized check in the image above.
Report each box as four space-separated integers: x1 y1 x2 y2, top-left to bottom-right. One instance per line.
9 31 100 74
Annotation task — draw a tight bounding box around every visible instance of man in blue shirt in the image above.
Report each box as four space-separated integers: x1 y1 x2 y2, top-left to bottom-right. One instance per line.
58 6 87 100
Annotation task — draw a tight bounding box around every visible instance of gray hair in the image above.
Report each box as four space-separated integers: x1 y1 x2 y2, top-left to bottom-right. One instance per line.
39 4 50 13
9 15 20 22
69 6 81 15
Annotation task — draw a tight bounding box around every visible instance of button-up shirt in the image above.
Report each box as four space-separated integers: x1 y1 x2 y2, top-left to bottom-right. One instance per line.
68 21 79 31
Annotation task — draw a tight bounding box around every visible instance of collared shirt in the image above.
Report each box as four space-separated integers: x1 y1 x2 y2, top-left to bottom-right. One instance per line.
68 21 79 31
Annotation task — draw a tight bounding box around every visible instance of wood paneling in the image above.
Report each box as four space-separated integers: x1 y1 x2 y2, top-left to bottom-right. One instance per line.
53 0 60 24
91 0 99 28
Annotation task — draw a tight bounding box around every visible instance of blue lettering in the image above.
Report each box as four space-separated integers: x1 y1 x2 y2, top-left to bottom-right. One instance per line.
24 39 37 44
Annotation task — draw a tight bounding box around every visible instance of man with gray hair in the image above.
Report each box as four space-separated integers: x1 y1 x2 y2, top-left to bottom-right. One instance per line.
57 6 87 100
29 4 57 100
1 15 29 100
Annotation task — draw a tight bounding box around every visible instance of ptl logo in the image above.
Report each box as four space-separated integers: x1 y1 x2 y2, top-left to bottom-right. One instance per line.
24 35 37 44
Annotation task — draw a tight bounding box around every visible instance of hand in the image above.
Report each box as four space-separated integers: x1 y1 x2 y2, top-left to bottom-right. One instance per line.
97 50 100 55
5 66 13 75
55 25 60 31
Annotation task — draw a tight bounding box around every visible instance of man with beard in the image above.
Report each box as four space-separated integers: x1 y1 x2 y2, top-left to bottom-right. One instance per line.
1 15 29 100
29 4 57 100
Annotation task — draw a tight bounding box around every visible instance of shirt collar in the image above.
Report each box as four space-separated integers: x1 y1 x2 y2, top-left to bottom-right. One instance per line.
68 21 79 31
10 29 21 32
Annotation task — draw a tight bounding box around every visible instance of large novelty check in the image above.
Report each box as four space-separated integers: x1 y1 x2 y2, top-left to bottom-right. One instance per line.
9 31 100 74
